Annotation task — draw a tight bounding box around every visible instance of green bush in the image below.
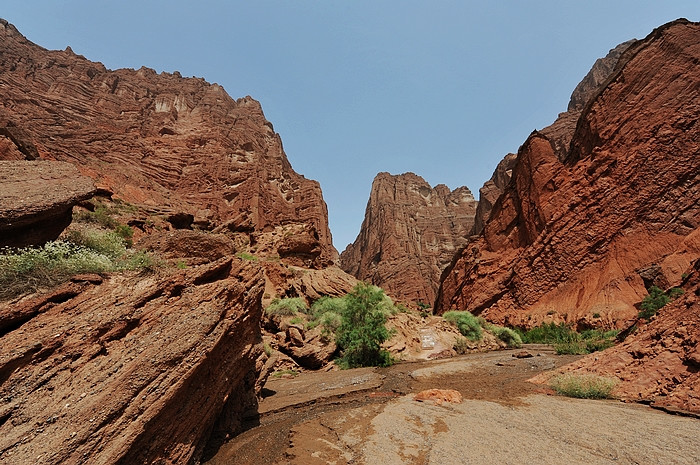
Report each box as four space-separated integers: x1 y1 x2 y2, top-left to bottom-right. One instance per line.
520 322 578 344
638 286 670 320
236 252 258 261
66 229 127 259
310 295 348 318
443 311 482 341
0 241 112 300
265 297 308 316
336 282 394 368
550 373 618 399
453 337 470 354
487 324 523 348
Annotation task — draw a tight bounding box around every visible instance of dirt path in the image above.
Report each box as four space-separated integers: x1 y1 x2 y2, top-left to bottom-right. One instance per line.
206 346 700 464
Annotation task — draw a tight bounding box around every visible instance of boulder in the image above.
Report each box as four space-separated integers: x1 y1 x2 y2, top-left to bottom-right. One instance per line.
0 160 96 247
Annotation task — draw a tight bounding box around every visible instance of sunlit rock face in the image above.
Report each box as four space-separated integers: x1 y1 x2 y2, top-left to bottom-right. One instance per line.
436 20 700 329
0 18 337 267
341 172 477 306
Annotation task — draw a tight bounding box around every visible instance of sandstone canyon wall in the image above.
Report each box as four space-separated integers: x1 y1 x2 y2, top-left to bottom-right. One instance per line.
436 19 700 329
471 40 635 236
0 18 336 266
0 18 358 464
340 172 477 305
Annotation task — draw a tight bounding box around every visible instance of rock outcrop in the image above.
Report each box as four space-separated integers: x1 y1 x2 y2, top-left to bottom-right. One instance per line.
543 259 700 415
340 172 477 306
472 153 517 235
0 258 267 464
471 40 635 235
436 19 700 328
0 18 336 267
0 160 96 247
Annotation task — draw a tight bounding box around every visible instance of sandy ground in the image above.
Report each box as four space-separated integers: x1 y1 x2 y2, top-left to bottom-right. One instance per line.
206 346 700 464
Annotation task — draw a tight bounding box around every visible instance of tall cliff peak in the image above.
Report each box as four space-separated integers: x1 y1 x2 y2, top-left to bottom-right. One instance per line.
340 171 476 305
0 18 337 266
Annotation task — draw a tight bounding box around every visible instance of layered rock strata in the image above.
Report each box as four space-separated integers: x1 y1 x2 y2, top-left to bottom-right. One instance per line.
0 160 96 247
0 18 336 266
437 20 700 328
0 258 267 464
340 172 477 305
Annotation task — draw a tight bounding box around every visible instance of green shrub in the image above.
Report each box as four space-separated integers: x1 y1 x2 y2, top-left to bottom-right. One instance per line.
550 373 618 399
0 241 112 300
520 322 578 344
265 297 308 316
114 224 134 245
290 316 303 325
667 287 684 299
443 311 482 341
638 286 670 320
310 295 347 318
263 343 273 357
336 282 394 368
488 325 523 348
65 229 127 259
453 337 469 354
236 252 258 261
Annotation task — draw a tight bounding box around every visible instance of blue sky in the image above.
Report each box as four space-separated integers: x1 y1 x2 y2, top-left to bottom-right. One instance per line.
2 2 699 250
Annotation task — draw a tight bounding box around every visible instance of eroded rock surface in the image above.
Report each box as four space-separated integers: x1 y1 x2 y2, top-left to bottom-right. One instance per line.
547 259 700 415
340 172 476 306
0 160 96 247
437 20 700 328
0 18 336 266
0 258 267 464
471 40 635 236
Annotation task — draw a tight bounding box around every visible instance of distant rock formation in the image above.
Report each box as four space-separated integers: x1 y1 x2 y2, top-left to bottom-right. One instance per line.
0 18 336 267
471 40 635 235
436 19 700 329
340 172 477 305
0 160 96 247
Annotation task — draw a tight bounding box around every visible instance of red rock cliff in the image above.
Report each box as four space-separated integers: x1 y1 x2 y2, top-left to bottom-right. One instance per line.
436 19 700 328
0 19 336 266
340 172 477 305
472 40 635 236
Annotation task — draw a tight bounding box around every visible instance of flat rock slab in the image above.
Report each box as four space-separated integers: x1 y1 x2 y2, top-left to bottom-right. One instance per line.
0 160 96 247
259 368 384 415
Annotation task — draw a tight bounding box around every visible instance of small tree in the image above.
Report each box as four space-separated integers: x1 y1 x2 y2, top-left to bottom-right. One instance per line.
638 286 670 320
336 282 394 368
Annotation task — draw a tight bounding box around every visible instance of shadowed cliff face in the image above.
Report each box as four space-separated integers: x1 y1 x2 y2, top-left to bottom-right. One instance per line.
340 172 477 306
437 19 700 329
0 18 337 266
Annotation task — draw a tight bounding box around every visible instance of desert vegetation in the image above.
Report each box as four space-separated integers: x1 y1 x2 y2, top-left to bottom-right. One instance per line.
515 323 618 355
444 310 523 348
550 373 618 399
0 229 155 300
638 285 684 320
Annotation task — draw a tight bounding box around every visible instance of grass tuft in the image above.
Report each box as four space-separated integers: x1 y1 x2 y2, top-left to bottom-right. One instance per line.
550 373 618 399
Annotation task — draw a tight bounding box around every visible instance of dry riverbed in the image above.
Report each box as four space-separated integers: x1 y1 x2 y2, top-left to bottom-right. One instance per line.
206 346 700 464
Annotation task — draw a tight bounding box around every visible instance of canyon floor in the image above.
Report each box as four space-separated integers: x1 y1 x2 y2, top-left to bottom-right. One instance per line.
206 346 700 465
